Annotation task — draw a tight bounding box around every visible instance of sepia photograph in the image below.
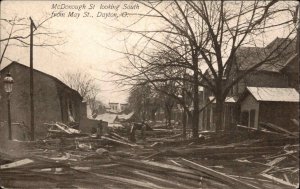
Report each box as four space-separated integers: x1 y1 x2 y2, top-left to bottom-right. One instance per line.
0 0 299 188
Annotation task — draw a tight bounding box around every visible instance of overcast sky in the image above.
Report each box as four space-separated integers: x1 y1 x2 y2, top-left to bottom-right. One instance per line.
1 1 153 104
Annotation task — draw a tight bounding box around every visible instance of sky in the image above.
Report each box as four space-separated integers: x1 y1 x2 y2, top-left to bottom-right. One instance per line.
1 1 152 104
1 1 297 104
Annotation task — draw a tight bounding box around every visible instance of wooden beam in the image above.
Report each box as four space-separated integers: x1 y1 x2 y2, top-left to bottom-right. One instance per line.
260 122 297 137
0 158 34 169
79 170 167 189
179 158 260 189
102 136 139 147
260 173 297 188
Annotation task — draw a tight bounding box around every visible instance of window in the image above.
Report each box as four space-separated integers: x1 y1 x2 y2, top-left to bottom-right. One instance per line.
240 111 249 126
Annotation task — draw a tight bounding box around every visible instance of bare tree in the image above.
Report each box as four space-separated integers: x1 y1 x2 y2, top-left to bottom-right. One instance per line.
0 15 66 66
61 71 101 115
110 0 297 137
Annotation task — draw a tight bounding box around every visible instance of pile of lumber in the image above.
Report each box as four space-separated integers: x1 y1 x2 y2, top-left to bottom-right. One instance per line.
2 150 296 189
44 122 87 138
0 121 298 188
259 144 299 188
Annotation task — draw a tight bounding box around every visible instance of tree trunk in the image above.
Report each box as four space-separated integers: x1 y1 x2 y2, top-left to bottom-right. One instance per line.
192 58 199 139
215 95 224 132
151 109 156 123
167 107 172 128
164 105 172 128
167 111 171 128
182 109 187 138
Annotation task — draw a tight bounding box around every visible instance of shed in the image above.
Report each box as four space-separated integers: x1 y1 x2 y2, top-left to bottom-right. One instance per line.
238 87 299 131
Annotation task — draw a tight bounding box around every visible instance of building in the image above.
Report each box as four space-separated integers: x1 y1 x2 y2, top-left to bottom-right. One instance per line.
0 62 83 139
109 102 119 112
106 102 128 113
120 103 128 112
202 38 298 131
230 38 296 95
279 54 299 91
238 87 299 132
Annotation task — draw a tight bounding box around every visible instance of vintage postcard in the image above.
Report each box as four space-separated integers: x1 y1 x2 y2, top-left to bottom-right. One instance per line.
0 0 299 188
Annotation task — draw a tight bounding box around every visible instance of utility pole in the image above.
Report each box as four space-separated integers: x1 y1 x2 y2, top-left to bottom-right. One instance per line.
297 2 300 57
29 17 36 141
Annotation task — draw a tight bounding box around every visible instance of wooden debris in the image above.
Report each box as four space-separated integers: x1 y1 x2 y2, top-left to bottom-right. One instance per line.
115 157 199 176
143 151 162 160
0 158 34 169
101 136 139 147
260 122 297 137
44 122 80 135
133 170 194 189
77 170 167 189
179 158 260 189
260 173 297 188
0 120 298 189
109 132 130 142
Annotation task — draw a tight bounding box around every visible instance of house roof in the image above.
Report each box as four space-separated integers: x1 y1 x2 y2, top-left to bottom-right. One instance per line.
0 61 82 98
95 113 117 123
246 87 299 102
235 38 296 73
117 112 134 120
208 96 237 103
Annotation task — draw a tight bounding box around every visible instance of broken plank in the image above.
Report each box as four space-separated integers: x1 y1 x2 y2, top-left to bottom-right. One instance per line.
77 170 167 189
179 158 260 189
133 170 196 189
130 159 199 174
260 122 297 137
101 136 139 147
114 157 202 180
266 157 286 166
0 158 34 169
228 175 273 183
110 132 130 142
169 159 183 167
143 151 162 160
260 173 297 188
283 173 290 183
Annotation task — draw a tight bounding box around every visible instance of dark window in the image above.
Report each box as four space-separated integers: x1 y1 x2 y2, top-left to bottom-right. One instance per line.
249 109 255 128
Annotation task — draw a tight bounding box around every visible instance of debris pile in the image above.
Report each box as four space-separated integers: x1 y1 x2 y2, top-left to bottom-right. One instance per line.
0 123 298 188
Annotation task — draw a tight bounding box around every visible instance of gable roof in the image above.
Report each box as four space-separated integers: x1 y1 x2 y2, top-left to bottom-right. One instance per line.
0 61 82 98
280 54 298 73
246 87 299 102
235 38 296 72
